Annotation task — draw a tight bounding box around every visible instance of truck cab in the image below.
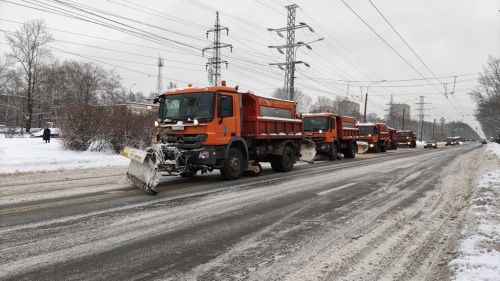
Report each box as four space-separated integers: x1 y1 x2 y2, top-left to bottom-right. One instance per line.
396 130 417 148
155 85 242 175
302 113 358 160
357 122 390 152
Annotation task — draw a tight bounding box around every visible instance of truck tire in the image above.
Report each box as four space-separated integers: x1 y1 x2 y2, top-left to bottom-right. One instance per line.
271 145 295 172
411 141 416 148
220 148 245 180
344 142 356 158
328 144 337 161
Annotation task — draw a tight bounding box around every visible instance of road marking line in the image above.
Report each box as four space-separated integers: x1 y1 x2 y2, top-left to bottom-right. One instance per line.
317 182 357 196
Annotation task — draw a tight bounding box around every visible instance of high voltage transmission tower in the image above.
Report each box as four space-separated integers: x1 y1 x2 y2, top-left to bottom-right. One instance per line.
203 11 232 86
268 4 323 101
156 56 164 95
416 96 430 141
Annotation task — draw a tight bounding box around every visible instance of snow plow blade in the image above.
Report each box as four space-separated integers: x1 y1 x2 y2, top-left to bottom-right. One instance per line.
121 146 160 195
357 141 369 154
300 141 316 163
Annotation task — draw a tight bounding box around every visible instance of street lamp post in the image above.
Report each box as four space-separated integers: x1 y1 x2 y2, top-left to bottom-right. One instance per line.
363 80 386 122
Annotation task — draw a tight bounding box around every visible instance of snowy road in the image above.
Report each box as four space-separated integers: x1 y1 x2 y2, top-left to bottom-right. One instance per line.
0 144 485 280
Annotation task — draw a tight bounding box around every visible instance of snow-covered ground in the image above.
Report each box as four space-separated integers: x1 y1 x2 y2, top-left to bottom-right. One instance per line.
449 143 500 281
0 137 130 174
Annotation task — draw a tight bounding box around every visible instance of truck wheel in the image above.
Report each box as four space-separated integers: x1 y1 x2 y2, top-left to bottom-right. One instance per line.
271 145 295 172
344 143 356 158
411 141 416 148
328 144 338 161
221 148 245 180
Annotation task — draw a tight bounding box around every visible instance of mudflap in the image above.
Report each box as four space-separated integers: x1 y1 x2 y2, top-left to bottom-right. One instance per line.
357 141 369 154
121 146 160 195
300 142 316 163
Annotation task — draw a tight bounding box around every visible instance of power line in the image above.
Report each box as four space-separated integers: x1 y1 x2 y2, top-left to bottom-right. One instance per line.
339 0 445 96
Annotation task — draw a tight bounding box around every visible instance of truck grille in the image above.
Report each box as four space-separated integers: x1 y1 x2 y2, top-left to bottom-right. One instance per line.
164 134 207 149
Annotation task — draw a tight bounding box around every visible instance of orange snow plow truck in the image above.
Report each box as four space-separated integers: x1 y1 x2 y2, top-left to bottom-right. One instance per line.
358 122 391 152
302 113 366 160
120 83 315 195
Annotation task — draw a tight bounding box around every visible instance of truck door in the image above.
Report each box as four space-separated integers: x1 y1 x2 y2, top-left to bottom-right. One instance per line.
215 93 239 144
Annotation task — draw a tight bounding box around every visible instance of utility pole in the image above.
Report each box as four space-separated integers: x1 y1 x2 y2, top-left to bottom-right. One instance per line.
363 80 385 122
416 96 430 141
432 118 436 139
203 11 232 86
156 56 164 95
268 4 321 101
440 117 445 140
401 106 406 130
385 94 394 127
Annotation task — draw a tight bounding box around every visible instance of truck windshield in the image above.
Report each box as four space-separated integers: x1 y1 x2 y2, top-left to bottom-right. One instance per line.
159 92 214 121
359 126 375 135
398 132 410 138
304 117 330 132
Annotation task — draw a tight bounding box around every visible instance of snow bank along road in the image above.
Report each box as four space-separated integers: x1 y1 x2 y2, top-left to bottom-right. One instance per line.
0 144 484 280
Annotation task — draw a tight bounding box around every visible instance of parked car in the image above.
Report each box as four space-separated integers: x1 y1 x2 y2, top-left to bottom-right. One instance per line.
424 140 438 149
481 139 488 144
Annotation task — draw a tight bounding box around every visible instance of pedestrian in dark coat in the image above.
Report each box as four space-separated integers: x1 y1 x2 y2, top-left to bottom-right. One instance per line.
43 128 51 143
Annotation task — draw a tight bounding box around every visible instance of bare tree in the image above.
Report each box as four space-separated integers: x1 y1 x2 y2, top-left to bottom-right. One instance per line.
310 96 335 113
5 19 53 132
272 87 311 113
469 56 500 139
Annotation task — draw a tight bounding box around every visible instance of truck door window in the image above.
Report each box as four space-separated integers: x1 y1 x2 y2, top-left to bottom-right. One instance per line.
331 118 336 129
218 95 233 117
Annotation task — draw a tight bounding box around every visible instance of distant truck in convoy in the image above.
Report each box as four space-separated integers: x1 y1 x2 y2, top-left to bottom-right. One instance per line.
302 113 359 160
396 130 417 148
446 136 461 146
387 127 398 150
358 122 390 152
121 82 315 195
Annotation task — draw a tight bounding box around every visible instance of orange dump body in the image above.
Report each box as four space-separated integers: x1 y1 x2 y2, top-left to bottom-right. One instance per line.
241 94 302 140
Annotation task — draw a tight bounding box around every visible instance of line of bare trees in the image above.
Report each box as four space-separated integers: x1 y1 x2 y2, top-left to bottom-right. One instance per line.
470 56 500 141
0 19 155 152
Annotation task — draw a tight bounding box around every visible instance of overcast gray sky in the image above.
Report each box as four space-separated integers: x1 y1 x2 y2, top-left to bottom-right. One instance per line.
1 0 498 135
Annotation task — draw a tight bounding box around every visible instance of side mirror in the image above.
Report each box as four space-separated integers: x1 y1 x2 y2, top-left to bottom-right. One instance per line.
153 97 159 104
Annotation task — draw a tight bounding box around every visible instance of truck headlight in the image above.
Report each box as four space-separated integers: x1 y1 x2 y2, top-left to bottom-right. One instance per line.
407 142 410 145
154 121 159 127
368 134 372 137
199 151 210 159
369 144 374 147
319 129 323 133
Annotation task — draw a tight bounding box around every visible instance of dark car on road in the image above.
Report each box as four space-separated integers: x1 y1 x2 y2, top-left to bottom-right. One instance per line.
424 140 438 149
